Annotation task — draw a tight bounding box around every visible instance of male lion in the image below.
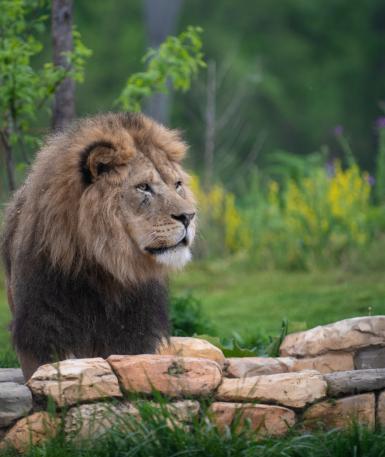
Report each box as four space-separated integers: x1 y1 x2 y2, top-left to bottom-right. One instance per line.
1 113 196 380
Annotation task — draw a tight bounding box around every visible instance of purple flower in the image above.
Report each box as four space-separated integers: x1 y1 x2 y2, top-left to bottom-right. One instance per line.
333 125 344 136
376 117 385 129
326 161 335 177
367 175 376 186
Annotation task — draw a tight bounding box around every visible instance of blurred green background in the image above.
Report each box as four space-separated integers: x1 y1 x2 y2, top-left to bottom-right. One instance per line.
1 0 385 362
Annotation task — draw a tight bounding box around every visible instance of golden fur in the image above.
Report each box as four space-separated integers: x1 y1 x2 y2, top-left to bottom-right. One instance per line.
6 112 196 285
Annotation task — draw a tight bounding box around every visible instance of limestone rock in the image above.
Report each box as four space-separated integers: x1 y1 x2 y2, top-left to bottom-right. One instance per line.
209 402 296 436
108 355 222 397
291 352 354 374
304 393 375 429
354 347 385 370
65 402 139 440
27 358 122 406
0 368 24 384
225 357 294 377
216 370 327 408
150 400 201 422
146 400 201 431
0 412 58 453
280 316 385 357
376 391 385 426
324 369 385 396
0 382 32 427
158 337 225 365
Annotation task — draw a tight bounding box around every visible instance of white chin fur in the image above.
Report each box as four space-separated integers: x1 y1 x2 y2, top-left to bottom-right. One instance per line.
154 246 192 269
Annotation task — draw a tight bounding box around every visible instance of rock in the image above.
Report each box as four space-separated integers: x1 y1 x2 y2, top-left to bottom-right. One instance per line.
108 355 222 397
225 353 353 378
146 400 201 431
354 347 385 370
376 391 385 426
209 402 296 436
0 368 24 384
324 369 385 396
216 370 327 408
158 337 225 365
27 358 122 406
65 402 140 440
149 400 201 422
291 352 354 374
0 382 32 427
280 316 385 357
304 393 375 429
0 412 59 453
225 357 294 377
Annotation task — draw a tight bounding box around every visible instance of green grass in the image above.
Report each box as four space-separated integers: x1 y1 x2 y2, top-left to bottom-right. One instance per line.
2 409 385 457
172 258 385 339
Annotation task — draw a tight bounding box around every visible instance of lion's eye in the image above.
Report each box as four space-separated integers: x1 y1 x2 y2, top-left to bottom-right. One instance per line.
136 183 152 193
175 181 183 191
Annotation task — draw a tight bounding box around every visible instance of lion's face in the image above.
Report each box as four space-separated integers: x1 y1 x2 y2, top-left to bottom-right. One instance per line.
69 114 197 282
119 149 196 269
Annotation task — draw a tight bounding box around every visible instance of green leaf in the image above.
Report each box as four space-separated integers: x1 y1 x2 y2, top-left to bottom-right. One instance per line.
116 26 206 111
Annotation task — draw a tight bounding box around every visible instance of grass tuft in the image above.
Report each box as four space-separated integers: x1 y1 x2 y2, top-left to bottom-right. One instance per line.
2 402 385 457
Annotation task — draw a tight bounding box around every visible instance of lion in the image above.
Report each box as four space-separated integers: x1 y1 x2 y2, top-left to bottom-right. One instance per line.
1 112 196 381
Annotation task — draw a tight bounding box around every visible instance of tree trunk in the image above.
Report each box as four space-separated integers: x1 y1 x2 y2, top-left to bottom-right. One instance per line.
0 131 16 192
204 60 216 190
52 0 75 131
143 0 183 124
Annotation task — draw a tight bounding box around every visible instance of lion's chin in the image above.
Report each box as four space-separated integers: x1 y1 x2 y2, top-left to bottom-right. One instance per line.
153 245 192 270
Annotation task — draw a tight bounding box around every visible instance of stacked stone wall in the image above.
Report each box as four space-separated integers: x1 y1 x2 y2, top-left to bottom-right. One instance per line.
2 316 385 452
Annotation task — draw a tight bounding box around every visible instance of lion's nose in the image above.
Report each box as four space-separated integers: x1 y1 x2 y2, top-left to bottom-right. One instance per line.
171 212 195 228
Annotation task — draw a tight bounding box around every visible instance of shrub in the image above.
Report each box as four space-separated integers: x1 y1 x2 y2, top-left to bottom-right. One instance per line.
191 158 381 270
170 294 215 336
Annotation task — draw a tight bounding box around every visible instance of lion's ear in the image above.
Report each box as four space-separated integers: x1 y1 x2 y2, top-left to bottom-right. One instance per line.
80 141 128 184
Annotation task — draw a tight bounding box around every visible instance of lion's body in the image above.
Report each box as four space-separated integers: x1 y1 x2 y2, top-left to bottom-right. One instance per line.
1 113 196 380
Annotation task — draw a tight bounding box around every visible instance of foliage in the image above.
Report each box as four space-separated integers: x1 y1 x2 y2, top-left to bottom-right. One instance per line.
117 26 205 111
190 175 252 256
0 0 91 189
170 293 214 336
191 153 379 270
0 0 90 141
258 160 372 269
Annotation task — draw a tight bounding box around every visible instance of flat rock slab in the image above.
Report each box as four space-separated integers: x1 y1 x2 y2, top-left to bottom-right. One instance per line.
291 352 354 374
225 352 354 378
27 358 122 406
145 400 201 422
158 337 225 365
354 347 385 370
225 357 294 377
280 316 385 357
216 370 327 408
0 382 32 427
0 368 24 384
304 393 375 429
324 369 385 396
65 402 140 440
0 412 59 453
209 402 296 436
108 355 222 397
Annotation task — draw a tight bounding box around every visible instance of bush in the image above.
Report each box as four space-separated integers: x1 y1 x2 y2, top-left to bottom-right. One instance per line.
170 294 215 336
191 155 383 270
